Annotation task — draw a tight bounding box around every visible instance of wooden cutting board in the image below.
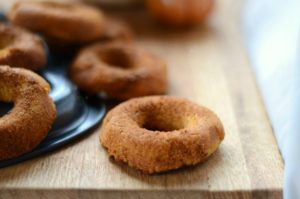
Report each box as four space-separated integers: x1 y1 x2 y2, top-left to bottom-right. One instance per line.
0 0 283 198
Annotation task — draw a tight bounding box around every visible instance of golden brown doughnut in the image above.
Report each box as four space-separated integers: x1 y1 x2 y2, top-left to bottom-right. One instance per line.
0 66 56 160
69 42 168 100
146 0 214 27
100 96 224 174
0 23 46 70
9 1 105 43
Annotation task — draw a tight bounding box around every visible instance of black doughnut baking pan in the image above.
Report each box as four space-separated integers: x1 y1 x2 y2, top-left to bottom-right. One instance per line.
0 45 106 168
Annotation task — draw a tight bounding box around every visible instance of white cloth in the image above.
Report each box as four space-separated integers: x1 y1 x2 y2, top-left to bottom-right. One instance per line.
242 1 300 198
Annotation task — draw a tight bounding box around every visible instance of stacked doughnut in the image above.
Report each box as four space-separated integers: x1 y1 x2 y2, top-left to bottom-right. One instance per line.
0 0 224 174
9 1 166 100
0 1 139 161
0 18 55 160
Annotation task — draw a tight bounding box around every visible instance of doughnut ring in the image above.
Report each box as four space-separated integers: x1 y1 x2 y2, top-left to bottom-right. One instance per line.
0 66 56 160
69 42 168 100
100 96 225 174
0 23 46 70
9 1 105 43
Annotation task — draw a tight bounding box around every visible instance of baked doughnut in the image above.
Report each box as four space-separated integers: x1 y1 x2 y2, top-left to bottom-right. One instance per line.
100 96 224 174
9 1 105 43
0 66 56 160
69 42 167 100
0 23 46 70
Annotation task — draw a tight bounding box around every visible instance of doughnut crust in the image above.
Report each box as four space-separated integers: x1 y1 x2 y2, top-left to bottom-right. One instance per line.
0 66 56 160
0 23 46 70
100 96 225 174
9 1 105 43
69 42 168 100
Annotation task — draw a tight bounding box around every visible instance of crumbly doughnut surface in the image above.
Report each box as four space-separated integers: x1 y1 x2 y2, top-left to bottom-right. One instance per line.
0 66 56 160
100 96 224 174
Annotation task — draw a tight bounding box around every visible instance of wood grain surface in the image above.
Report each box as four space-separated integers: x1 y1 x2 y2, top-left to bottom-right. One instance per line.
0 0 283 198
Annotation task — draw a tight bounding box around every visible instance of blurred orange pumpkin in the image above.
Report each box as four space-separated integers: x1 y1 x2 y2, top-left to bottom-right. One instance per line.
146 0 214 27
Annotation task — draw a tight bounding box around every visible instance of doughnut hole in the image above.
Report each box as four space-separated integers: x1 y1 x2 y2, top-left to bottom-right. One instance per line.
138 104 197 132
0 102 13 117
0 80 17 117
142 115 184 132
98 48 133 70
